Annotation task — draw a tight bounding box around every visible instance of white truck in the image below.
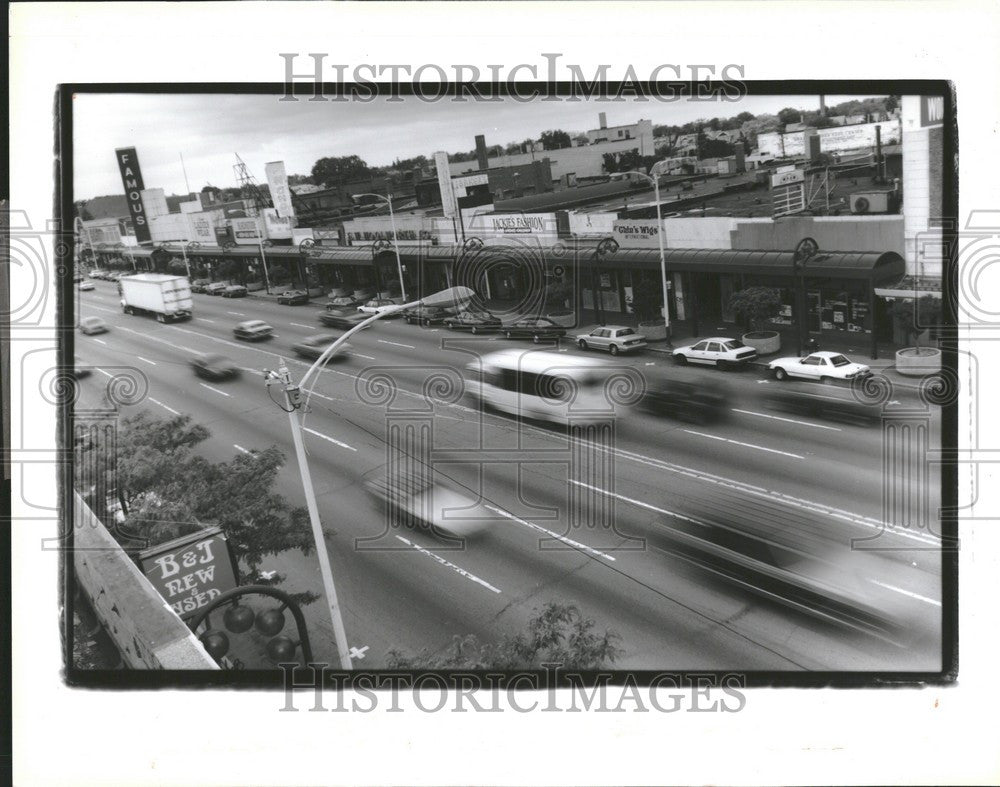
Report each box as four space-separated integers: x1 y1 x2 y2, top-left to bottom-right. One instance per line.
120 274 193 323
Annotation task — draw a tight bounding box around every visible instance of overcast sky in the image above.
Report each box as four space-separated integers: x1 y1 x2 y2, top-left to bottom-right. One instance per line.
73 93 879 200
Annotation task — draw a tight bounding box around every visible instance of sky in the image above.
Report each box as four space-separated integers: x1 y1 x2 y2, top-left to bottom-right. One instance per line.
72 93 880 201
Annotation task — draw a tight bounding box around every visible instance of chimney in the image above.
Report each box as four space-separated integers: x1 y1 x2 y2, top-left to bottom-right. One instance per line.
475 135 489 171
599 112 607 130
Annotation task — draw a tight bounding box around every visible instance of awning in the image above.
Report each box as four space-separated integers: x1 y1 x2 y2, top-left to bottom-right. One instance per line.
875 274 944 299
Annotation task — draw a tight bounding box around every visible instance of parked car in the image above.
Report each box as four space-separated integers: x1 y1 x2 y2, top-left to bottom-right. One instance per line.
205 282 228 296
292 333 350 361
325 295 363 312
318 310 368 330
403 305 451 326
222 285 248 298
190 279 212 294
357 297 402 316
671 337 757 369
232 319 274 341
88 269 106 279
106 272 124 281
79 317 108 335
576 325 647 355
444 310 502 334
189 352 240 381
277 289 309 305
768 351 872 382
362 465 489 540
502 317 566 343
639 374 729 424
78 281 95 291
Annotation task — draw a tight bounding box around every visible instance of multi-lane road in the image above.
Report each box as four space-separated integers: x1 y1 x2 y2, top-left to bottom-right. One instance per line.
72 279 944 671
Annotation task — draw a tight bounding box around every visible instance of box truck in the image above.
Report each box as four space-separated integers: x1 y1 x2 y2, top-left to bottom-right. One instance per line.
120 274 193 323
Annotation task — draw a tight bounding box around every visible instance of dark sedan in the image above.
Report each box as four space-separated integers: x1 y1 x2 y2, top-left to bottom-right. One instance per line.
189 352 240 381
292 333 350 362
190 279 211 293
443 310 502 334
222 285 248 298
233 320 274 341
325 295 363 312
318 310 368 330
501 317 566 342
403 305 451 326
639 375 730 424
277 289 309 305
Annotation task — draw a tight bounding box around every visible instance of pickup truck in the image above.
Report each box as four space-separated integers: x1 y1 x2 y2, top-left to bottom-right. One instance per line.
120 274 193 323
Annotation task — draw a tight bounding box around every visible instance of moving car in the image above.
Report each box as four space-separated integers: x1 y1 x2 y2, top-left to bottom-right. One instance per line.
232 320 274 341
88 269 106 279
78 281 95 292
189 352 240 381
362 464 489 540
72 356 92 379
576 325 647 355
502 317 566 343
292 333 349 361
761 380 882 425
671 337 757 369
190 279 212 294
325 294 363 312
205 282 228 296
768 351 871 382
221 284 248 298
79 317 108 335
277 289 309 305
444 309 502 333
318 310 368 330
403 305 451 326
639 374 729 424
357 297 402 316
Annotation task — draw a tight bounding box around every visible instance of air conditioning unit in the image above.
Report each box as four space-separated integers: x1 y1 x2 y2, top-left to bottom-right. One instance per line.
850 191 890 214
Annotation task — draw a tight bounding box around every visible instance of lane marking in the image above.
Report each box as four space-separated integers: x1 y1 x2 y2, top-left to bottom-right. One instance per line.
96 368 114 379
347 351 376 360
137 356 157 366
394 535 501 593
301 426 357 452
682 429 805 459
870 580 942 607
290 322 313 329
87 304 117 314
258 570 277 580
234 444 254 456
349 646 369 660
569 480 708 527
226 311 246 316
377 339 415 349
149 397 180 415
732 408 842 432
484 503 617 562
197 318 217 324
93 338 107 345
199 383 231 397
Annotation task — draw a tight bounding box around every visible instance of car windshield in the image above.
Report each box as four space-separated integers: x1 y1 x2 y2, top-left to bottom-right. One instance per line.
723 340 745 350
829 354 851 367
245 321 267 329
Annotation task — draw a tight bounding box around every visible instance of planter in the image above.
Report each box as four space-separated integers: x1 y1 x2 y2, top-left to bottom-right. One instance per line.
245 281 265 292
742 330 781 355
895 347 941 377
307 287 325 298
639 320 668 342
546 309 576 328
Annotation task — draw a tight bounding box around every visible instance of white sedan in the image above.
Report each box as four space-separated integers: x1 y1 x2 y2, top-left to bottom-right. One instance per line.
671 337 758 369
357 297 402 316
769 351 871 382
78 281 95 291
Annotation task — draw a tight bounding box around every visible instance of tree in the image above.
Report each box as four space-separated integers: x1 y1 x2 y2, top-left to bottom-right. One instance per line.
893 295 943 348
311 155 372 187
729 286 782 332
629 285 663 322
539 129 572 150
778 107 803 125
699 137 736 159
385 602 623 669
735 111 756 123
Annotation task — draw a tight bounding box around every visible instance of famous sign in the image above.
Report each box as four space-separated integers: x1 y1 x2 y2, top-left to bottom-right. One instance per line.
265 160 297 219
138 526 239 619
115 147 151 243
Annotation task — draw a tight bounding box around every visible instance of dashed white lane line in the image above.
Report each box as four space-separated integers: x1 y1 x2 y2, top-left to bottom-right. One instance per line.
569 480 705 527
732 408 842 432
483 503 617 562
226 311 246 316
234 444 254 456
137 356 157 366
301 426 357 452
87 304 117 314
377 339 415 349
197 318 217 324
394 535 502 594
149 397 180 415
347 351 376 360
870 580 941 607
96 368 114 379
199 383 231 397
93 338 107 345
289 322 313 329
682 429 805 460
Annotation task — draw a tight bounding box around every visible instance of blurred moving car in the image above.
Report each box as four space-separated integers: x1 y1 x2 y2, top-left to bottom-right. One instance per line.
189 352 240 381
639 374 729 424
357 297 402 316
292 333 349 361
362 464 489 540
72 356 92 379
761 380 882 425
190 279 211 293
502 317 566 342
221 284 248 298
78 281 95 292
88 269 106 279
277 289 310 305
403 305 451 326
444 309 502 333
79 317 108 335
325 294 364 312
769 351 871 382
671 337 757 369
318 310 368 330
205 282 228 296
233 320 274 341
576 325 647 355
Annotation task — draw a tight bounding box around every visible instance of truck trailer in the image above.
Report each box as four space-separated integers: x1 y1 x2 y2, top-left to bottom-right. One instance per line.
120 274 193 323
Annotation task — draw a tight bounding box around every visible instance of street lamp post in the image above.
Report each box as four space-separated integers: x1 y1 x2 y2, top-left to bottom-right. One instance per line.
355 193 407 301
261 285 474 670
177 240 200 279
114 242 137 271
256 234 274 294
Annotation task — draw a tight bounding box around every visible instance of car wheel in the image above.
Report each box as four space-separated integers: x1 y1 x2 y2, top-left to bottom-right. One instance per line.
156 314 165 324
578 339 588 350
774 367 787 381
532 334 540 344
674 354 687 365
717 359 728 371
609 344 620 356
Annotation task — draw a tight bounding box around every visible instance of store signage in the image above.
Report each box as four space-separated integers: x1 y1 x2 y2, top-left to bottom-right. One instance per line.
138 526 238 619
435 151 457 218
231 217 263 244
612 220 661 248
187 214 216 244
263 208 293 240
265 161 297 219
115 147 151 243
487 214 548 234
920 96 944 128
771 169 805 189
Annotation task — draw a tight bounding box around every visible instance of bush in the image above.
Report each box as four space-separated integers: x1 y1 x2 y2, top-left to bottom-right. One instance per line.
892 295 943 347
729 286 782 331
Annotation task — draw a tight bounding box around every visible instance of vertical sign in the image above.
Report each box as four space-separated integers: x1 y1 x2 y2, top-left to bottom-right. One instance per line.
920 96 944 128
115 147 151 243
435 151 457 218
265 160 297 219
